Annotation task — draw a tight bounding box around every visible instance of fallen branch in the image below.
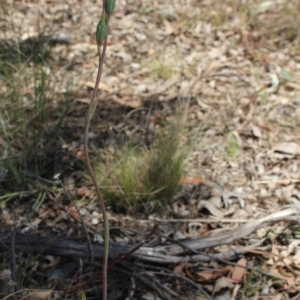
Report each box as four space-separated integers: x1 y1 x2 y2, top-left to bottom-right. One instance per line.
1 205 299 264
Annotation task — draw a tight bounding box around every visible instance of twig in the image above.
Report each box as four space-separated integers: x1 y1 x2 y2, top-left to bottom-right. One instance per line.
252 178 300 185
151 271 213 300
10 228 17 296
139 217 252 223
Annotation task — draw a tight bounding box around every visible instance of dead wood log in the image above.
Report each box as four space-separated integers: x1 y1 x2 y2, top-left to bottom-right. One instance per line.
0 232 264 265
0 233 132 259
0 206 298 264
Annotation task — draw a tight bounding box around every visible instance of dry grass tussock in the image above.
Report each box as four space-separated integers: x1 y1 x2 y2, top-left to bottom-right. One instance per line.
90 118 187 212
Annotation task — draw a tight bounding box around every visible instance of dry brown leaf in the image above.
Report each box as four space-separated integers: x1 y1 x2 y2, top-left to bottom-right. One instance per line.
68 203 81 222
112 95 142 108
186 265 231 283
251 123 262 138
293 249 300 265
191 270 216 282
63 176 75 192
21 31 39 41
203 60 225 76
0 269 11 280
83 81 111 92
271 142 300 156
76 186 92 198
212 277 234 296
231 258 247 283
207 196 223 208
164 20 175 35
197 200 224 218
79 290 87 300
41 256 62 270
285 82 300 90
276 267 295 289
173 263 185 276
28 289 53 299
214 290 231 300
172 200 189 217
76 150 84 159
180 177 205 185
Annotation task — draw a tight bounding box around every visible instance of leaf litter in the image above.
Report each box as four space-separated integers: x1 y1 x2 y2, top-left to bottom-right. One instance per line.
0 0 300 299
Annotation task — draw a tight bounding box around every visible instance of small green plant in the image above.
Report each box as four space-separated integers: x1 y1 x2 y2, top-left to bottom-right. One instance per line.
91 120 187 212
242 271 264 298
143 53 179 80
226 131 242 157
0 4 66 186
0 56 67 186
152 58 175 80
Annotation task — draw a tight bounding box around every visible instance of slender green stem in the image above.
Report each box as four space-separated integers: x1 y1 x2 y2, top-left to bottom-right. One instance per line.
83 25 109 300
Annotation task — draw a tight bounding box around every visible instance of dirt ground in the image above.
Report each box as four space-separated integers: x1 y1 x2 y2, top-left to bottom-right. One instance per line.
1 0 300 299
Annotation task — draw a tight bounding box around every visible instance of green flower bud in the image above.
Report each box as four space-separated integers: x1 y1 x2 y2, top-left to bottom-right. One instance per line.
96 15 107 47
105 0 116 16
